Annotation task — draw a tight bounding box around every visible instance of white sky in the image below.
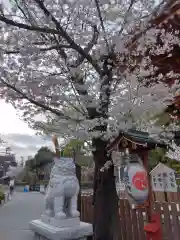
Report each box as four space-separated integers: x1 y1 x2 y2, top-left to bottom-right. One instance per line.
0 100 34 135
0 100 52 160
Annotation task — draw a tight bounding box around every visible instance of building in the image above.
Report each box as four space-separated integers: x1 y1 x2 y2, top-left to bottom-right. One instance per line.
0 154 17 178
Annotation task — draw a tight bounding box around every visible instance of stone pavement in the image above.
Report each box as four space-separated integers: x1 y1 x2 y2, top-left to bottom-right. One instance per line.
0 192 44 240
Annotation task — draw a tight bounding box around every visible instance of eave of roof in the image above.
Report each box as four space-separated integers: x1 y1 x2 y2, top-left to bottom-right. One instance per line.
123 129 166 147
107 129 166 152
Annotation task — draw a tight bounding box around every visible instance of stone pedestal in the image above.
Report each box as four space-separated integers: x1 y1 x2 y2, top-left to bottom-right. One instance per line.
41 215 80 228
29 219 93 240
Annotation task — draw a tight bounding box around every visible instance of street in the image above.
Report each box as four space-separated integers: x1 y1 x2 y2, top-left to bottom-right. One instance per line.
0 192 44 240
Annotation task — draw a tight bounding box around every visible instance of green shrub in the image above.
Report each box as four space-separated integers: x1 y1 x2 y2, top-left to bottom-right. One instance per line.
0 191 5 201
176 179 180 185
15 181 28 186
81 181 93 189
42 180 49 185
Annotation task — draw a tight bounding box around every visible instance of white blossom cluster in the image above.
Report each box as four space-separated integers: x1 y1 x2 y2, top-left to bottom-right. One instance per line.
0 0 178 160
166 141 180 162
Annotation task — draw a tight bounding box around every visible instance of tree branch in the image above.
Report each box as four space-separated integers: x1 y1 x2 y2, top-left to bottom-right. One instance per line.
1 79 80 123
1 2 100 120
33 0 101 117
69 22 99 68
14 0 56 45
34 0 101 74
118 0 136 36
94 0 109 52
1 44 73 54
14 0 30 23
0 15 60 34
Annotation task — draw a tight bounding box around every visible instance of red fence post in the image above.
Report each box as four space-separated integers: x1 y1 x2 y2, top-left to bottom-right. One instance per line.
144 213 163 240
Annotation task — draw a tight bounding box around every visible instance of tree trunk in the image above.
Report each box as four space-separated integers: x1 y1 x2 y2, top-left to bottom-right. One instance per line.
92 138 121 240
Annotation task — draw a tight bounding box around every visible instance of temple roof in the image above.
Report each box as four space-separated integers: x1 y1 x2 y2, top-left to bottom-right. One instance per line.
107 129 166 152
123 129 165 146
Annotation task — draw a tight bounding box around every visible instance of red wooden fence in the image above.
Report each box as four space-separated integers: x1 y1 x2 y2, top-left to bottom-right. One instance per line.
81 194 180 240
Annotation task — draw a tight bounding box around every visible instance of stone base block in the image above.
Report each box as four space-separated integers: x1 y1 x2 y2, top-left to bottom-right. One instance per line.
29 219 93 240
41 215 80 228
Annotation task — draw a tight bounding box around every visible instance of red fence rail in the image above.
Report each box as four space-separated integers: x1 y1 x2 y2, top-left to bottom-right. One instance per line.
82 189 180 202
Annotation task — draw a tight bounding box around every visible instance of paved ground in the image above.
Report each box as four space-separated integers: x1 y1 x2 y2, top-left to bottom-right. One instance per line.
0 192 44 240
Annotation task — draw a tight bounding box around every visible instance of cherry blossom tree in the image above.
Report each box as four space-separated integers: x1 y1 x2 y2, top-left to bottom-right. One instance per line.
0 0 179 239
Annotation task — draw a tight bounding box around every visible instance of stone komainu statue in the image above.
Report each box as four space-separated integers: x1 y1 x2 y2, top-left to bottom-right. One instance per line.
43 157 80 220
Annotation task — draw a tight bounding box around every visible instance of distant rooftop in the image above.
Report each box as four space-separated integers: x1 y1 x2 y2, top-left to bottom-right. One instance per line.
0 154 16 164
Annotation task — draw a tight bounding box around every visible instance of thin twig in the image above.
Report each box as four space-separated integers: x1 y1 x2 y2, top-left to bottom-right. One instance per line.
118 0 136 36
94 0 109 53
